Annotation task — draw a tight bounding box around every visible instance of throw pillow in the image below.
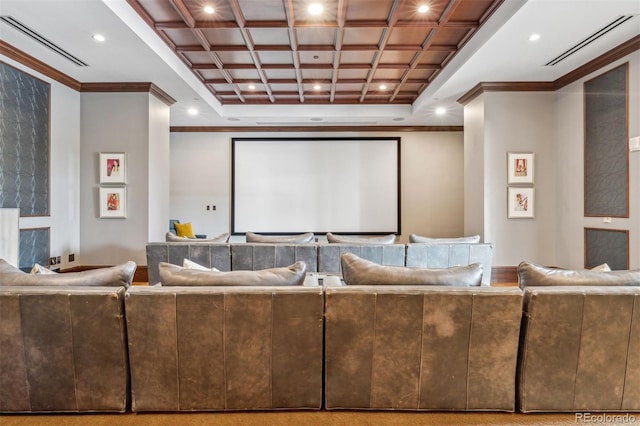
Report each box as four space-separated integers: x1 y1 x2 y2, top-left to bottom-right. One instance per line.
409 234 481 244
590 263 611 272
174 222 196 238
30 263 57 274
0 259 137 288
166 231 230 243
183 259 220 272
158 261 307 286
340 252 483 286
245 231 314 244
517 261 640 288
326 232 396 244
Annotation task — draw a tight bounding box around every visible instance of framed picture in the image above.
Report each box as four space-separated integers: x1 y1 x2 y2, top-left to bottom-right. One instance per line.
99 187 126 218
100 152 126 184
507 152 534 184
507 187 534 218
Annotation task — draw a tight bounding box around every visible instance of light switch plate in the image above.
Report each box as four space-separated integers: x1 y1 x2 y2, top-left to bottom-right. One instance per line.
630 136 640 152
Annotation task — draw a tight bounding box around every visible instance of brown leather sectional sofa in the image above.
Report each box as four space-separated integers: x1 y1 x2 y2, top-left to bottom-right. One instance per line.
1 256 639 414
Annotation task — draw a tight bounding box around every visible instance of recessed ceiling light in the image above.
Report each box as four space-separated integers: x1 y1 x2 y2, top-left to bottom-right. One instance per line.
204 6 215 14
392 117 405 121
228 117 241 122
379 84 388 90
308 3 323 15
188 108 199 115
310 117 323 121
435 107 446 116
248 84 256 90
529 33 541 42
313 84 321 90
92 34 105 42
418 4 430 14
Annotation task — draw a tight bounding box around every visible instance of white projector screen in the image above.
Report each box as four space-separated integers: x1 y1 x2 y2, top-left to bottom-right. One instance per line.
232 137 400 235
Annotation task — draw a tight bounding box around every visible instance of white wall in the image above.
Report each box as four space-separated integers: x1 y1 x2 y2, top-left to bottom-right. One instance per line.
169 131 464 243
1 55 81 270
80 92 159 265
555 52 640 269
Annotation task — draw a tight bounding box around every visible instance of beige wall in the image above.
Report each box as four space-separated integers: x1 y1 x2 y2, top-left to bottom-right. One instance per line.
169 131 464 243
80 92 170 265
555 53 640 269
1 54 81 271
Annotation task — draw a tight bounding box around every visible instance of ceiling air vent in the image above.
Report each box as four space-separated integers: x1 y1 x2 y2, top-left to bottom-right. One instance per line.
0 16 89 66
545 15 636 66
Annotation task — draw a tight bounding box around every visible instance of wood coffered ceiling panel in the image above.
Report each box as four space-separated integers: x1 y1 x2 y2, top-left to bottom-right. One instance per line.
127 0 504 105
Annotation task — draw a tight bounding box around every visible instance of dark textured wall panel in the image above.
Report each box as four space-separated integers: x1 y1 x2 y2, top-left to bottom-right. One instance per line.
0 62 50 217
584 228 629 270
584 63 628 217
18 228 49 272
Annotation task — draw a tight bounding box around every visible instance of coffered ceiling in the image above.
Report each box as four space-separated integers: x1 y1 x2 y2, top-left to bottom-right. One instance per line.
127 0 503 106
0 0 638 127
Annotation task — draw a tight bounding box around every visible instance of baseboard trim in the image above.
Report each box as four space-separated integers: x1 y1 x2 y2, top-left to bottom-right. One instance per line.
63 265 148 283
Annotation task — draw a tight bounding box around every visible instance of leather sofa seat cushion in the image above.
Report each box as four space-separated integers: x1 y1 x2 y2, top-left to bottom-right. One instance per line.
517 261 640 289
340 252 483 286
166 232 230 243
0 259 136 288
326 232 396 244
246 231 314 244
409 234 480 244
158 261 307 286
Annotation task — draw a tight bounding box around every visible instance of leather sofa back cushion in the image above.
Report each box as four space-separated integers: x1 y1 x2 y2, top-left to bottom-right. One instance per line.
326 232 396 244
158 260 307 286
409 234 480 244
340 252 483 286
165 231 230 243
517 261 640 288
0 259 137 287
246 231 314 244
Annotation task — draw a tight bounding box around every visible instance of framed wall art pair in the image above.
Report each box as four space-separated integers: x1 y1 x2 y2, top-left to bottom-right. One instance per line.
99 152 127 218
507 152 534 219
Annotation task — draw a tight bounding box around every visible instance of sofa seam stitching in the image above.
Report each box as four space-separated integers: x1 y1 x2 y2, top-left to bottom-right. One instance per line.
571 294 586 410
620 294 637 410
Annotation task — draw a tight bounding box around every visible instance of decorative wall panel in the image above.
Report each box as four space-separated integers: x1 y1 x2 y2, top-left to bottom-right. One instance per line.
0 62 50 216
19 227 50 272
584 227 628 271
584 63 628 217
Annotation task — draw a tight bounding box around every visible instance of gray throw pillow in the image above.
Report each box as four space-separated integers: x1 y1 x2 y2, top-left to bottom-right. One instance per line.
245 231 314 244
0 259 137 288
158 260 307 286
326 232 396 244
517 261 640 289
409 234 481 244
340 252 483 286
165 231 230 243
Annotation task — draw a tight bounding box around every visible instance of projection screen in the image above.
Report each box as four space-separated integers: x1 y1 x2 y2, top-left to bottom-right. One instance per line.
232 137 400 235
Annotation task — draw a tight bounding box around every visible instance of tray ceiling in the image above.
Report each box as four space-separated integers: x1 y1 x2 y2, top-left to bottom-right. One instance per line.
127 0 504 105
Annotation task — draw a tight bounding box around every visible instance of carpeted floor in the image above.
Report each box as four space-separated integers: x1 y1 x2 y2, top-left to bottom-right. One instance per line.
0 411 601 426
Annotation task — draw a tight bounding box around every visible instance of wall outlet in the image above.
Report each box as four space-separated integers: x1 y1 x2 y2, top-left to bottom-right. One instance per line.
212 205 216 211
49 257 57 265
630 137 640 152
69 253 75 262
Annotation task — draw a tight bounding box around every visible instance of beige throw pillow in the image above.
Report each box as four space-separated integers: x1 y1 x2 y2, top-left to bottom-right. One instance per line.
326 232 396 244
340 252 483 286
517 261 640 288
158 261 307 286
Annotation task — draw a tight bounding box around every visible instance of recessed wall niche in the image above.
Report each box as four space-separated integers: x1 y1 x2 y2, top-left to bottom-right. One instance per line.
0 62 50 217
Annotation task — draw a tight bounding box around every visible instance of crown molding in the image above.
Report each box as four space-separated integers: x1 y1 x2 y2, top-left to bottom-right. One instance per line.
170 126 464 133
457 35 640 105
81 82 176 105
0 40 81 91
